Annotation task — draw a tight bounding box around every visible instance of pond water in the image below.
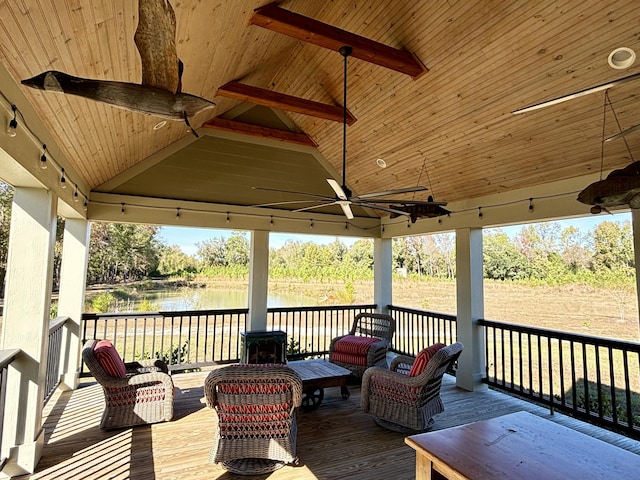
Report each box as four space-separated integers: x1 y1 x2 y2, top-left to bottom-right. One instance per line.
114 288 318 312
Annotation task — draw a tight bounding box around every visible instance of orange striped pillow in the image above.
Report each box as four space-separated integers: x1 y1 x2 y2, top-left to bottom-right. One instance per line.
408 343 445 377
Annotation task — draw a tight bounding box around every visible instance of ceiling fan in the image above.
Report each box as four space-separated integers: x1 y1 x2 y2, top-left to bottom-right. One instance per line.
255 46 433 220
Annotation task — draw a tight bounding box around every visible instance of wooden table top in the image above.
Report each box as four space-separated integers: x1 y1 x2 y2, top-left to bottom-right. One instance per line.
405 411 640 479
287 359 351 383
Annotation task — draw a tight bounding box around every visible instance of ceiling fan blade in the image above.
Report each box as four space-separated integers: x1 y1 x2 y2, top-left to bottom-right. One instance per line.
360 199 448 206
292 201 337 213
252 199 327 208
327 179 348 200
253 186 333 201
512 72 640 115
605 123 640 142
354 201 410 217
354 185 428 200
338 201 354 219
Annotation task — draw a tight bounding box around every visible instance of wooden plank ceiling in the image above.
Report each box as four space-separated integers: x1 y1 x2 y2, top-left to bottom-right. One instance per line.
1 1 640 219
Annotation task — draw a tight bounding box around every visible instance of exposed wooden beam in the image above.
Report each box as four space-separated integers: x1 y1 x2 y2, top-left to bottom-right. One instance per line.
217 80 356 125
250 2 428 79
202 117 318 147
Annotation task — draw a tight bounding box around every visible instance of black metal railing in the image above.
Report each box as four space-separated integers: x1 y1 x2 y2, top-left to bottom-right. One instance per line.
44 317 67 403
81 309 249 373
480 318 640 438
81 305 378 371
0 348 20 469
268 304 377 358
388 305 457 356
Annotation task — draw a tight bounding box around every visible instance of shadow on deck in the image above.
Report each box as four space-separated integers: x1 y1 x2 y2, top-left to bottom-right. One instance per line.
15 371 640 480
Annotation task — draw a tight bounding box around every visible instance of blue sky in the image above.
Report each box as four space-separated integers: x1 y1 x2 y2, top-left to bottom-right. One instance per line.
158 212 632 257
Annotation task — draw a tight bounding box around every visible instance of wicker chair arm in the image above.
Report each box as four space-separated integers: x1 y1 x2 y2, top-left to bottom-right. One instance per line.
390 354 415 372
126 371 174 390
95 370 172 389
125 359 169 374
361 365 427 412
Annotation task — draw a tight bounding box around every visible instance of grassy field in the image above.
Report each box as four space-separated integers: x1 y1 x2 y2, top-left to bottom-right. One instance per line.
266 277 640 342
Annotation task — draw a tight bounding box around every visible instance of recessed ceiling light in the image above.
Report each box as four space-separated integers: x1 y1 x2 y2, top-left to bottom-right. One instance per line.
153 120 167 130
608 47 636 69
376 158 387 168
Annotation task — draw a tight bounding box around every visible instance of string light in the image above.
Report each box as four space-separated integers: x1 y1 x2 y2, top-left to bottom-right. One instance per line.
226 212 230 224
6 104 17 137
529 198 534 212
83 199 88 211
1 97 89 209
39 144 48 169
478 207 483 218
310 219 314 230
121 203 126 215
270 216 274 226
176 207 181 219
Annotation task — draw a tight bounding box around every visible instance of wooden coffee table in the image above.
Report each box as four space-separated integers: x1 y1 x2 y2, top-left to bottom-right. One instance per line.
288 359 351 410
405 411 640 479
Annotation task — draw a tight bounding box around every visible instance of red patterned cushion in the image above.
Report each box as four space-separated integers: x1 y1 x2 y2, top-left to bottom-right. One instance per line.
408 343 445 377
331 351 369 366
94 340 127 378
333 335 381 355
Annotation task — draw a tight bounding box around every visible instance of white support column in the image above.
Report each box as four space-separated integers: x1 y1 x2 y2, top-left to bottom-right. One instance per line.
632 210 640 326
374 237 393 313
1 187 56 476
455 227 486 391
247 230 269 331
56 219 91 390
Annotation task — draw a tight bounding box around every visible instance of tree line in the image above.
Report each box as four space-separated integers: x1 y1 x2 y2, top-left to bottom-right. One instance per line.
0 182 635 293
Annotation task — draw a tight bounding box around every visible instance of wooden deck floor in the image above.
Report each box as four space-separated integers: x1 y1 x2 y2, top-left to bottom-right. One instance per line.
16 370 640 480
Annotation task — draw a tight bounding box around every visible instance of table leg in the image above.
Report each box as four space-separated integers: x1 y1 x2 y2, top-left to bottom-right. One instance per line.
415 452 434 480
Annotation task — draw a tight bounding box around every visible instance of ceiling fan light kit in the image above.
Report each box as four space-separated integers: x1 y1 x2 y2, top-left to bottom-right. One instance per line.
608 47 636 69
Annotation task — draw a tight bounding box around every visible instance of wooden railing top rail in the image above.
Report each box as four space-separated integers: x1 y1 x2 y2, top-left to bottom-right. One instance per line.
388 305 457 321
268 304 376 313
83 308 250 320
479 318 640 351
49 316 68 333
0 349 20 369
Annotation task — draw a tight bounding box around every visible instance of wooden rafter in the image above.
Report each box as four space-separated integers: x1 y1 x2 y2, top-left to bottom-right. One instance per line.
217 80 356 125
203 117 318 147
250 2 428 79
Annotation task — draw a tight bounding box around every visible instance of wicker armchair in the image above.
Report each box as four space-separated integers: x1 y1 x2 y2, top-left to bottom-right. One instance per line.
329 312 396 378
361 342 464 432
204 364 303 475
82 339 174 430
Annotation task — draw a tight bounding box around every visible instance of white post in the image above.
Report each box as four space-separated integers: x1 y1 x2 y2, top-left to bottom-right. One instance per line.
374 237 392 313
1 187 56 476
248 230 269 331
56 219 91 390
455 227 486 391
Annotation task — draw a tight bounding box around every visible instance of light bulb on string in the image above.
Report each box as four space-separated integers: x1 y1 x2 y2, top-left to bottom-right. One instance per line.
39 144 48 169
121 203 126 215
176 208 181 219
83 200 88 211
73 185 79 203
7 105 17 137
60 168 67 189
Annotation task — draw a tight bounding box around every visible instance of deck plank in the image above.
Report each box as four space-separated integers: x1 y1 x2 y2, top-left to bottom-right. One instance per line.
15 370 640 479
